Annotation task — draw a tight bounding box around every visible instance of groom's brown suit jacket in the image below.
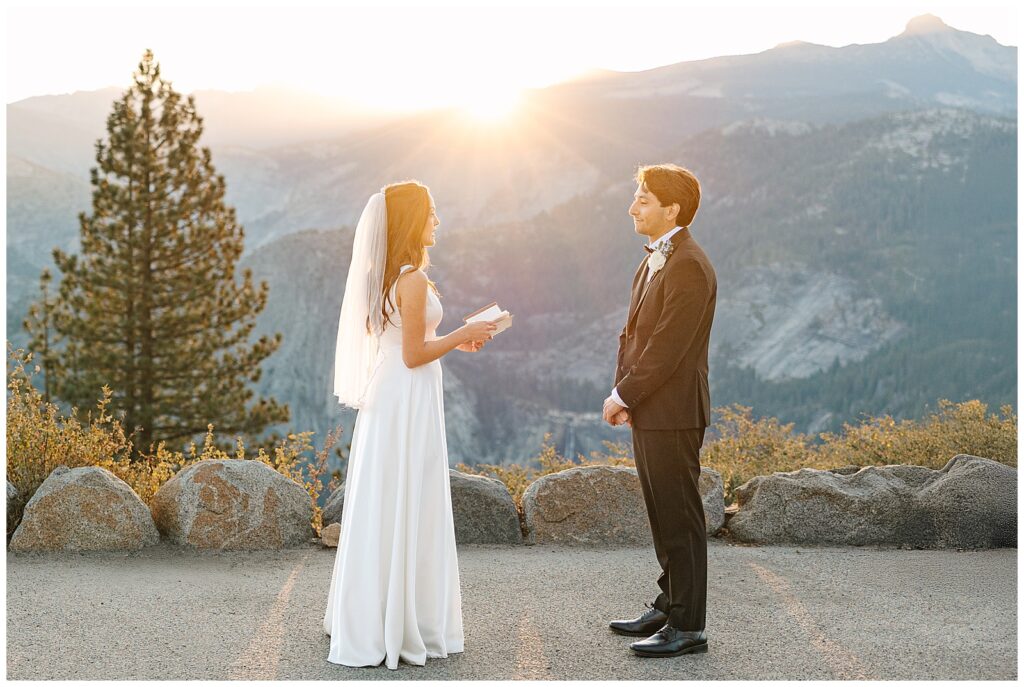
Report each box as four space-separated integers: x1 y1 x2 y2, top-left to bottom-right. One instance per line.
614 227 717 430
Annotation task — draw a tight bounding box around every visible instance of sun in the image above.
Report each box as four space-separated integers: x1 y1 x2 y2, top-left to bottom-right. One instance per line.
461 87 522 122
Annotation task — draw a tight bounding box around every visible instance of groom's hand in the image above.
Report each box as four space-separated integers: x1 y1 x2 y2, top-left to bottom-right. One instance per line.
603 396 626 425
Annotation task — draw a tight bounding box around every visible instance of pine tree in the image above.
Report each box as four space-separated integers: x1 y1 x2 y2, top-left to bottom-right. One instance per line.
25 50 288 457
22 268 58 403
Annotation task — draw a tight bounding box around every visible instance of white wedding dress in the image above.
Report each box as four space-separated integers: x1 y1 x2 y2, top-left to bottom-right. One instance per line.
324 264 464 670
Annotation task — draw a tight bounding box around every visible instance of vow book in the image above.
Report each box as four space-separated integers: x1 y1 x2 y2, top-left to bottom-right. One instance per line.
464 302 513 335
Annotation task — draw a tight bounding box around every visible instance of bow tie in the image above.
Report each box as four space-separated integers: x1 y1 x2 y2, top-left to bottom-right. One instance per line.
643 244 655 254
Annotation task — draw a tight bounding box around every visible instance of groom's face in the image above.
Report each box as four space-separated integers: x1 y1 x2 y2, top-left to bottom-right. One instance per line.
629 183 675 240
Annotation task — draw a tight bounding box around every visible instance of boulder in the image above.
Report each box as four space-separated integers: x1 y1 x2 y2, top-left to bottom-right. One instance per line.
151 459 313 550
700 468 726 534
522 465 725 545
321 522 341 547
322 485 345 526
728 455 1016 548
828 465 863 475
919 454 1017 548
9 466 159 552
450 469 522 544
322 471 522 545
7 480 18 527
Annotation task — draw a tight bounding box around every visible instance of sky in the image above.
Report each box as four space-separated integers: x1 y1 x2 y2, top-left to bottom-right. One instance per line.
4 1 1019 113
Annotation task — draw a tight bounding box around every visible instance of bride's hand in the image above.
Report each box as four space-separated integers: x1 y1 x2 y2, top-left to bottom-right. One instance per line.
456 340 486 352
459 321 497 345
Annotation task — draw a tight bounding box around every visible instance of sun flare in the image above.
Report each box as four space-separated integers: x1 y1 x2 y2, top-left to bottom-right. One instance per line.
461 88 522 122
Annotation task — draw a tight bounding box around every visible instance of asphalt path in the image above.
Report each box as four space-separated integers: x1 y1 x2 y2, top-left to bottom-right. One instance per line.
5 541 1017 680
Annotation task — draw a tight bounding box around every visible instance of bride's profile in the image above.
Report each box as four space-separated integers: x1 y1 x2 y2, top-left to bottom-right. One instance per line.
323 180 497 669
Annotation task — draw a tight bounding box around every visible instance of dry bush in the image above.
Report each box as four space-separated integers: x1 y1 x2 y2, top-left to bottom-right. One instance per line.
817 399 1017 470
701 404 818 503
697 401 1016 504
461 400 1016 510
151 423 343 537
458 434 636 513
6 343 341 536
6 345 133 535
586 439 634 467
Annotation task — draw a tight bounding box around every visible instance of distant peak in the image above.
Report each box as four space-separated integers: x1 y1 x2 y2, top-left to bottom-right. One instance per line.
774 40 810 49
902 14 951 36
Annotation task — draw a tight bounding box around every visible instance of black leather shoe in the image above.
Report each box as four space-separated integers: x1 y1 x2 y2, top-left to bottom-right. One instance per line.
608 603 669 636
630 625 708 657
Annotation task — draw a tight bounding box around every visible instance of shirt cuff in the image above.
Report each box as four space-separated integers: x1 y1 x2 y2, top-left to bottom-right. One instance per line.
611 387 628 408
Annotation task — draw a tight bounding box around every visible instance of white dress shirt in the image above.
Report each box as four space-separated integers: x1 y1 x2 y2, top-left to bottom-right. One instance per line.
611 225 686 409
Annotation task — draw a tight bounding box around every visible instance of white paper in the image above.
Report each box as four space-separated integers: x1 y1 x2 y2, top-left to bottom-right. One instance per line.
466 304 505 323
465 303 513 334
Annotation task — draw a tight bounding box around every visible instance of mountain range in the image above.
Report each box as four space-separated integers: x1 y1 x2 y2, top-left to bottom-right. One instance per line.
6 15 1017 468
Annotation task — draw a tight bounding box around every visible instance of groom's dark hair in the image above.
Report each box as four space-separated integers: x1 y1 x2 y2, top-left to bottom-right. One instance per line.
635 163 701 227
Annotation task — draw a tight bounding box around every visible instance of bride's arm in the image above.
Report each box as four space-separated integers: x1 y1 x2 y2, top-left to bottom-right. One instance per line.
397 270 496 368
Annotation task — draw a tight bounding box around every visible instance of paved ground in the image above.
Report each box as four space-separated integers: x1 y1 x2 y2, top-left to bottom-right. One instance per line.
5 540 1017 680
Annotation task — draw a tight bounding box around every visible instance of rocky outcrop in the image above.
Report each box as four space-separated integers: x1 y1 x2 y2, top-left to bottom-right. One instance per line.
728 454 1016 548
713 265 905 382
9 466 159 552
450 469 522 545
151 459 313 550
522 465 725 545
321 470 522 545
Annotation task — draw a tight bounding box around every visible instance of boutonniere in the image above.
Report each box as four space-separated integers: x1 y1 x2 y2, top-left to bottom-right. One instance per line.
647 241 674 274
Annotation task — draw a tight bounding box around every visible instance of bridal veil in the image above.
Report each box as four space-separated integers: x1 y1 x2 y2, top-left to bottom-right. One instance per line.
333 191 387 408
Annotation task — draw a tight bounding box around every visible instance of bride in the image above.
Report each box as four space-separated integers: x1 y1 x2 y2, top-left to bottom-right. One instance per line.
323 180 497 670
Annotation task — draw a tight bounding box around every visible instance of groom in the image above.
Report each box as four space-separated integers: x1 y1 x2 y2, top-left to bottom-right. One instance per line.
602 163 717 657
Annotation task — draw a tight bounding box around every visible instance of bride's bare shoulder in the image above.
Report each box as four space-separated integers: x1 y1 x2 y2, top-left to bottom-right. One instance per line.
395 268 427 306
396 268 427 288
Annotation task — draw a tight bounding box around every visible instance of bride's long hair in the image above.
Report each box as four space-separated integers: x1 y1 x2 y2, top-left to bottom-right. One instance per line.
380 180 439 330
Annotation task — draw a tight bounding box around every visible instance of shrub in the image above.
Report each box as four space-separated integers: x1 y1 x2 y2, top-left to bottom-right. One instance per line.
461 400 1017 509
701 404 818 503
817 399 1017 470
6 344 133 535
458 434 636 513
6 343 341 537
